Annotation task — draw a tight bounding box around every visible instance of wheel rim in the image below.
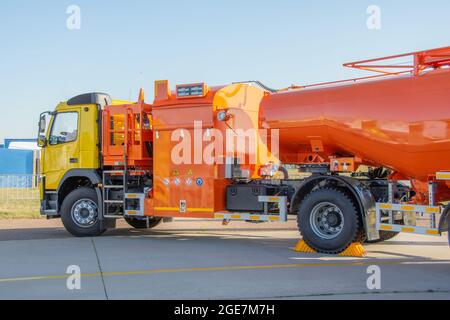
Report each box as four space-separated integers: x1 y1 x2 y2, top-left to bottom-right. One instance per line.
71 199 98 228
309 202 345 240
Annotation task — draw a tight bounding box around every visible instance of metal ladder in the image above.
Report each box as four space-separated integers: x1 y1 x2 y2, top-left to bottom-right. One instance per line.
102 170 126 219
102 117 130 219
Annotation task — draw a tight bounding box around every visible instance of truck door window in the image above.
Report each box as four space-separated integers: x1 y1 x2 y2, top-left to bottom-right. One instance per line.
49 112 79 145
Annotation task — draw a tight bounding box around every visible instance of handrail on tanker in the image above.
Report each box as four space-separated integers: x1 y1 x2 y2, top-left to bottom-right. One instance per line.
343 46 450 76
283 46 450 92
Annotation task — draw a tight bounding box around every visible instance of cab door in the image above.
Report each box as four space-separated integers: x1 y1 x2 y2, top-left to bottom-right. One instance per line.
42 110 81 190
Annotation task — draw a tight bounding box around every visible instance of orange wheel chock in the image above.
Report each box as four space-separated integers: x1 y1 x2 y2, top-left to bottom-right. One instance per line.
338 242 366 258
293 240 367 258
293 240 317 254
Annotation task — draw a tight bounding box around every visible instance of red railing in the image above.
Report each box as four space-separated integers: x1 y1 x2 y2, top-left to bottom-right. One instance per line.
284 46 450 91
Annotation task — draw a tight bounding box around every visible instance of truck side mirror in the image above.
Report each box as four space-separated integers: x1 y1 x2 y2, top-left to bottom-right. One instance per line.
37 113 48 147
37 135 47 147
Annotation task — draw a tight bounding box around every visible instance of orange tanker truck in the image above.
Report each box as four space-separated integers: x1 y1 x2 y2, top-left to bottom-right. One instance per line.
37 47 450 254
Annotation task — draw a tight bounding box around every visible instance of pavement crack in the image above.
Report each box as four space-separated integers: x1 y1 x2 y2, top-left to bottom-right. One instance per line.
91 237 109 300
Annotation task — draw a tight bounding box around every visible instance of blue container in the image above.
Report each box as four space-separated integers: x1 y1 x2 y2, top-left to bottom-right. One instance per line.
0 149 35 188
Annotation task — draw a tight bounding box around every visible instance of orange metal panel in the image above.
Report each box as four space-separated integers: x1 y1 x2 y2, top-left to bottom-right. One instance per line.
154 80 171 101
152 126 215 218
150 83 268 217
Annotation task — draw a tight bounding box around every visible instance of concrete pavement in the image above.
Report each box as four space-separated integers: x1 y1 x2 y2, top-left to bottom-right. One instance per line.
0 218 449 300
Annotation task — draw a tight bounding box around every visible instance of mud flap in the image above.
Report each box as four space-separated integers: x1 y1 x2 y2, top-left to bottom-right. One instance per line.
438 204 450 246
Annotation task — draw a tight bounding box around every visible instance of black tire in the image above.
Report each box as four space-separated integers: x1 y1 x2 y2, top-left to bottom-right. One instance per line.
297 188 362 254
125 217 162 229
61 187 106 237
365 230 399 244
448 225 450 246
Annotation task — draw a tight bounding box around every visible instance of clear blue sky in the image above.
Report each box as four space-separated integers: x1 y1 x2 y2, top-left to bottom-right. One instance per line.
0 0 449 141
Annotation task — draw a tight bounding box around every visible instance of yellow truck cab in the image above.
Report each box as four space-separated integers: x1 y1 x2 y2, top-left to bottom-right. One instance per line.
38 93 119 235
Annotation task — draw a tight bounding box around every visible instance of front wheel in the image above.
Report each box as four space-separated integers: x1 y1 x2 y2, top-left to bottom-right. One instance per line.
297 188 362 254
61 188 106 237
125 217 162 229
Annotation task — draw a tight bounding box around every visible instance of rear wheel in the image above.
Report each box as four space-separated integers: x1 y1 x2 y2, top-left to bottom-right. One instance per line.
61 188 106 237
297 188 362 254
125 217 162 229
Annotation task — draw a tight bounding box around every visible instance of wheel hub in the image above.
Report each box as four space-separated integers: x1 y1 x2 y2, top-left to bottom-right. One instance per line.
310 202 345 240
326 211 341 227
71 199 98 228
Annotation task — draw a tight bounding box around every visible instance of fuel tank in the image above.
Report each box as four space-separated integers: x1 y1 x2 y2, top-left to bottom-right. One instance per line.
260 68 450 182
